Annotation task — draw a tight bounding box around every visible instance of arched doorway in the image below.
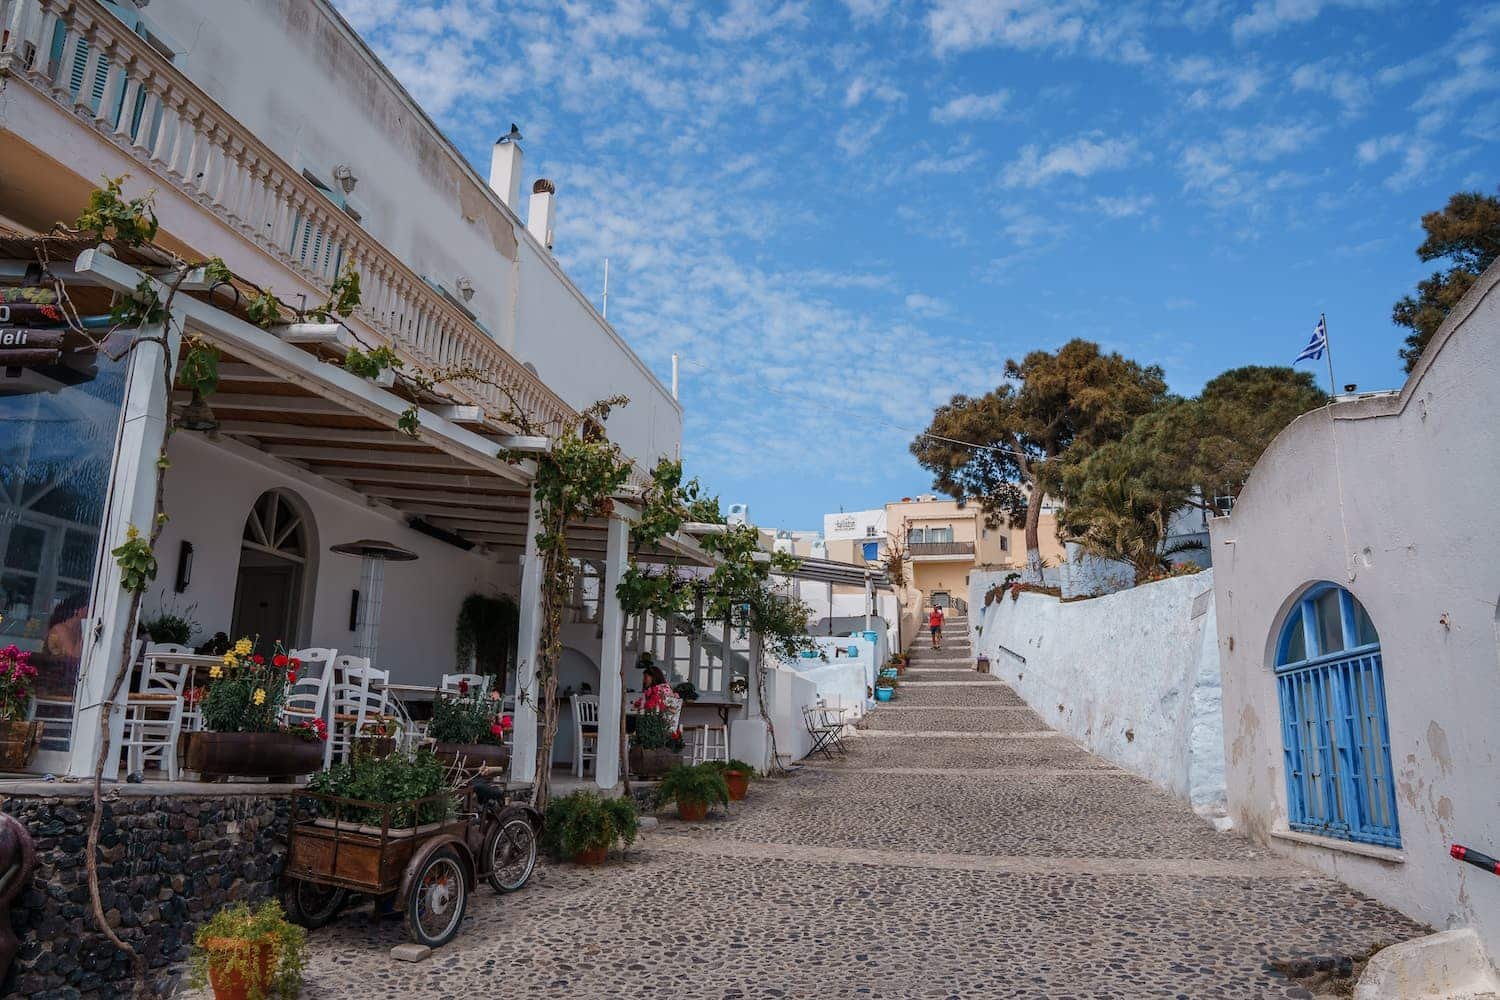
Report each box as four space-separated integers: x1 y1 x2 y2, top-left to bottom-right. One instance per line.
1273 582 1399 847
231 490 316 646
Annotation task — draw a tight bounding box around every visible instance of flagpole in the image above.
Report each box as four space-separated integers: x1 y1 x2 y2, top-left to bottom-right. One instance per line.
1320 313 1337 397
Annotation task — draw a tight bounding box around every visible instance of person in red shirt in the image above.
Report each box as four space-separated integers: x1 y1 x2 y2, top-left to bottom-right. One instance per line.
929 605 945 649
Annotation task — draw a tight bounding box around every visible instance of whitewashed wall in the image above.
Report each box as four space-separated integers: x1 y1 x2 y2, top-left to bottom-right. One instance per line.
146 0 681 468
973 571 1225 814
1211 260 1500 961
145 434 511 684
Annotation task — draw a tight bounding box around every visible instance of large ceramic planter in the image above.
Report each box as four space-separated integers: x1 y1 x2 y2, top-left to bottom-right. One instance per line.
186 731 322 781
874 686 893 702
0 719 42 770
203 936 276 1000
572 845 607 866
431 742 509 770
676 800 708 822
723 770 749 801
628 747 677 779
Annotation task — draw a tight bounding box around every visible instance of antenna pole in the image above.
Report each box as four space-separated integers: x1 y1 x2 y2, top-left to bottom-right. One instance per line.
671 353 679 400
602 258 609 319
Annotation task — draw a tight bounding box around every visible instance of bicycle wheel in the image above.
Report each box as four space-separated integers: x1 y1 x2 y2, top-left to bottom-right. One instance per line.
283 880 347 929
404 846 467 947
484 814 538 893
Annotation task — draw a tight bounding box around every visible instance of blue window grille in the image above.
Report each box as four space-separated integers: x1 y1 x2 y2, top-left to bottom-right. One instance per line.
1274 584 1400 848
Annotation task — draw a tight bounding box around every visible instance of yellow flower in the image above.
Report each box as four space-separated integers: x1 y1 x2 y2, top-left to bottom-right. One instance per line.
253 688 266 706
221 652 236 666
209 665 222 680
233 638 253 656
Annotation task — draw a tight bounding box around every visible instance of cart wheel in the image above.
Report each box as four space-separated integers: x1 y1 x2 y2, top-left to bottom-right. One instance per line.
284 881 348 929
404 846 467 948
484 815 538 893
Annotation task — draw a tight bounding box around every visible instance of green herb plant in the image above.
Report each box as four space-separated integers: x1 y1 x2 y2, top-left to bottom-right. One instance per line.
188 900 306 1000
540 790 639 860
654 763 730 812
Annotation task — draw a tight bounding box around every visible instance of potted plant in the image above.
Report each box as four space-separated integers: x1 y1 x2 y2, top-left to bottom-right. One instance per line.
874 678 894 703
427 684 511 768
655 763 729 822
0 645 42 769
541 790 639 865
140 593 200 645
707 758 755 801
672 680 699 702
306 748 451 829
187 638 327 780
189 899 306 1000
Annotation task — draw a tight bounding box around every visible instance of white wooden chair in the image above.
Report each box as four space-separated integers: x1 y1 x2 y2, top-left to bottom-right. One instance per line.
123 643 192 780
282 647 337 752
328 657 390 765
690 724 729 764
440 672 489 695
571 694 600 777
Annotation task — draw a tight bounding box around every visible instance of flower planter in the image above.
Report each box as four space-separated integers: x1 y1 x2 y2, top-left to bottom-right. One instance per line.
430 742 509 770
352 735 397 759
676 800 708 822
0 719 43 770
572 845 608 866
874 686 893 702
975 657 991 674
723 770 749 801
628 746 678 779
186 731 323 781
203 936 276 1000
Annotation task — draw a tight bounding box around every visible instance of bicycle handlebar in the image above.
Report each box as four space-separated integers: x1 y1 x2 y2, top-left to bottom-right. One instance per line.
1451 844 1500 875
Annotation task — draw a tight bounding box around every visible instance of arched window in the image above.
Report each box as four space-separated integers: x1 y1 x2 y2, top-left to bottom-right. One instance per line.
231 490 316 646
1274 583 1399 847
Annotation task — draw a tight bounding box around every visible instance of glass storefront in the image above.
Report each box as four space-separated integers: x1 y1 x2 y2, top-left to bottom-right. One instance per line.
1 346 128 754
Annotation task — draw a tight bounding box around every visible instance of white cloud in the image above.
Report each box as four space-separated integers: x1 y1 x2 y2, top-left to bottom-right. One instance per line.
1169 56 1264 110
1289 59 1372 114
1231 0 1389 42
926 0 1150 63
1094 193 1156 218
930 90 1012 124
1164 297 1196 310
844 75 905 108
904 292 951 316
913 148 984 175
1178 120 1323 203
1355 133 1433 190
1000 134 1135 188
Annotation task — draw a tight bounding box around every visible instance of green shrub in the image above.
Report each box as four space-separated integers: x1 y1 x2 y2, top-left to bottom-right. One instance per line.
705 758 756 778
189 900 305 1000
541 791 639 859
655 763 729 810
306 749 449 827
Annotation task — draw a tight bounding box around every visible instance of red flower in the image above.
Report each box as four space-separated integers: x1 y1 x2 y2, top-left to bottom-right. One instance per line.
273 654 288 668
286 670 298 685
290 658 301 669
251 654 264 665
490 723 504 738
458 679 469 694
500 714 513 730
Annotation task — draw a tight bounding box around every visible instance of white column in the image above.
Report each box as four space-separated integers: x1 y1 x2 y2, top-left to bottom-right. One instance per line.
66 314 180 778
594 515 628 791
509 490 544 784
864 574 874 632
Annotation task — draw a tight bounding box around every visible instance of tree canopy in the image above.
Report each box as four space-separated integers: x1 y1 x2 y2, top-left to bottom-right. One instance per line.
1393 190 1500 372
911 338 1166 578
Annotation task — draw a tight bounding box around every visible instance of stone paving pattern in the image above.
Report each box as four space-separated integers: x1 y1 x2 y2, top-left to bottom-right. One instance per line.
281 614 1428 998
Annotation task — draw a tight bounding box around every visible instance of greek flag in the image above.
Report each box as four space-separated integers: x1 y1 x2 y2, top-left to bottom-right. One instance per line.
1294 316 1328 364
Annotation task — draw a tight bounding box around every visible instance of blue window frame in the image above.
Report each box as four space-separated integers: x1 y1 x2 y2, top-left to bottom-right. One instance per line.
1274 584 1400 848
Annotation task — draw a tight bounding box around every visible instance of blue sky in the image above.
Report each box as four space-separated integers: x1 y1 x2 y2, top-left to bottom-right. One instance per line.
335 0 1500 530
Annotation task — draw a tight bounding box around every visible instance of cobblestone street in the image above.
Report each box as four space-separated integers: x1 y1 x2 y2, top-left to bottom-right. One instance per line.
289 618 1427 998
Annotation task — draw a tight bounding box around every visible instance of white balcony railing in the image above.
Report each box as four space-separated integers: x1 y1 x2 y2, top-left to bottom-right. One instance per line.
0 0 572 434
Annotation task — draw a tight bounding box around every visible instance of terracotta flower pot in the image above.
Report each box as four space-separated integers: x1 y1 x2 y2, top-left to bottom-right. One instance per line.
186 731 322 781
676 799 708 822
431 742 510 770
572 845 608 866
0 719 42 770
724 770 749 801
204 936 276 1000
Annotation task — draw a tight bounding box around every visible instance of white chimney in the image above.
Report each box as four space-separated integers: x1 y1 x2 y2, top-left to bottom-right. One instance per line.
488 124 523 210
527 178 555 251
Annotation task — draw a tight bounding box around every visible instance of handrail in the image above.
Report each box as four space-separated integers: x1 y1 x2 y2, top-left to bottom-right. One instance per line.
0 0 573 434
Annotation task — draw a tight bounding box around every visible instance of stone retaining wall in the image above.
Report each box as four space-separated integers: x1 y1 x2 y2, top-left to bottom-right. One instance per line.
1 786 291 998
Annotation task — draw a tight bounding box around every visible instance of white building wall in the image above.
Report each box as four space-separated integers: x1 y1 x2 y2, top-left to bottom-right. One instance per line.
145 0 680 467
1211 261 1500 960
971 572 1225 813
145 434 511 683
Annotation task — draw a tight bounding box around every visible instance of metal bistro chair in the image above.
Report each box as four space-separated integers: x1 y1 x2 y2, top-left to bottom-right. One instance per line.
282 647 338 749
123 643 193 780
801 704 843 761
689 724 730 765
572 694 600 777
328 657 391 765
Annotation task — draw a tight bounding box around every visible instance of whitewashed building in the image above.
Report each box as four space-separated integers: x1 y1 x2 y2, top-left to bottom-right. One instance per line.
1211 261 1500 965
0 0 728 788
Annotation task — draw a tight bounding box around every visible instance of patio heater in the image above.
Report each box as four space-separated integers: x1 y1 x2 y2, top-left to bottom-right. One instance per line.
329 539 418 664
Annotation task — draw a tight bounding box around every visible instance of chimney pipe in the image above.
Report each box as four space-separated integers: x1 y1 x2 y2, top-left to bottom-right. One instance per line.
488 125 523 210
528 178 555 251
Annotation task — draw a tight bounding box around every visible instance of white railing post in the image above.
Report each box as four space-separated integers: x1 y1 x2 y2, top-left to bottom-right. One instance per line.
509 489 544 785
595 514 629 791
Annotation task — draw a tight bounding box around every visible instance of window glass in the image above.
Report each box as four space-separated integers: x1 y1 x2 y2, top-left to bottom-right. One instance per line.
1351 596 1379 647
1282 609 1306 663
2 349 129 756
1315 588 1344 656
